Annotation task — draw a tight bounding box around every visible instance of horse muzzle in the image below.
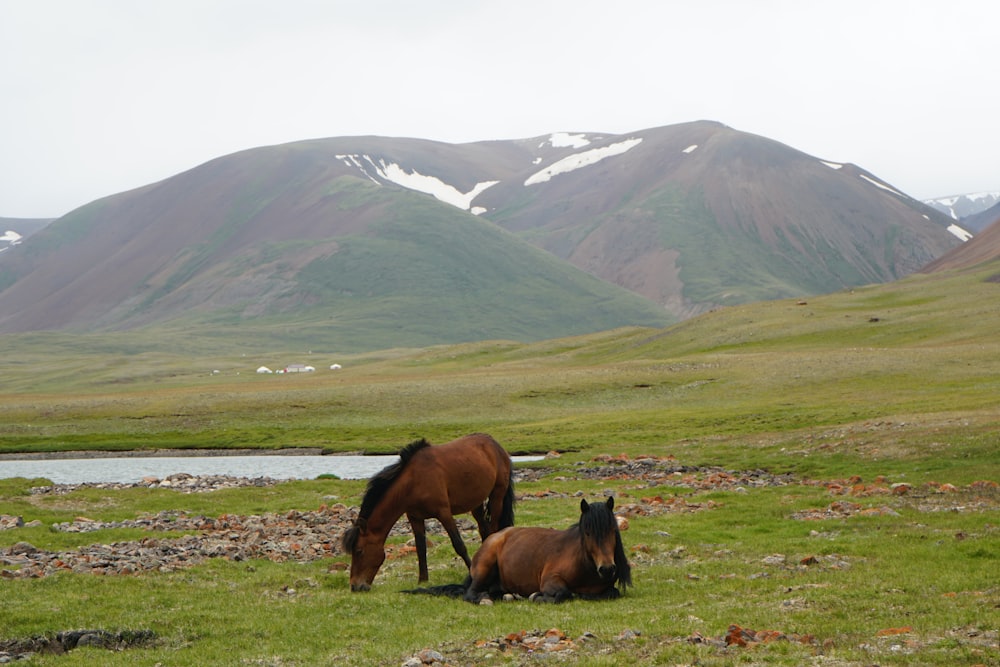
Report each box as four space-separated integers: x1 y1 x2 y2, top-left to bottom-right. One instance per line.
597 564 617 580
350 582 372 592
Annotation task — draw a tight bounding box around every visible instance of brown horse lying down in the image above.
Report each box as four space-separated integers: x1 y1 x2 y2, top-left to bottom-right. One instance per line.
463 496 631 603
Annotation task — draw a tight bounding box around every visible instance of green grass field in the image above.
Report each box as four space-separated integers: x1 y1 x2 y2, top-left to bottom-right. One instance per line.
1 265 998 665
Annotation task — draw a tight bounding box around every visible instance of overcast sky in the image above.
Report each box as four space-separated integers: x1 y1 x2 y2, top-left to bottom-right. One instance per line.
2 0 997 218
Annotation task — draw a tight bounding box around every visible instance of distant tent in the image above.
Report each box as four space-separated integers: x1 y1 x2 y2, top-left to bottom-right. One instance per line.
285 364 315 373
256 366 273 374
330 363 342 370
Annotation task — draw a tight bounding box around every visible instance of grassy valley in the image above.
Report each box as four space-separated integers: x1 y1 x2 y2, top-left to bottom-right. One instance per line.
0 264 998 665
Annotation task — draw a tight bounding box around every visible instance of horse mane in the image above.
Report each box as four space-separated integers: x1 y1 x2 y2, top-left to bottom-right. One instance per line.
612 530 632 590
577 498 632 591
342 438 431 552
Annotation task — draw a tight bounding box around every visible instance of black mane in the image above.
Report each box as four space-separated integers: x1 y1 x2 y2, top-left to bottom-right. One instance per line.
342 438 430 552
358 438 430 522
577 499 617 541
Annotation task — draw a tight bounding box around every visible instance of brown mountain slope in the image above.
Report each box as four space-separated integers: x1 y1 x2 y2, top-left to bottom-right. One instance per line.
921 218 1000 273
475 121 961 318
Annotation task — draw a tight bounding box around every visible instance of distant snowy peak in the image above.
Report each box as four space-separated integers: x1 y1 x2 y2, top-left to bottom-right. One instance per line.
924 191 1000 220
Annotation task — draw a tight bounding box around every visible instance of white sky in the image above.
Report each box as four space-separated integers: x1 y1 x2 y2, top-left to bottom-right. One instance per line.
2 0 998 218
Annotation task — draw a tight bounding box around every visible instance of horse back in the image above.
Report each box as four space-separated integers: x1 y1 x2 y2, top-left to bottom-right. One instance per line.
402 433 510 516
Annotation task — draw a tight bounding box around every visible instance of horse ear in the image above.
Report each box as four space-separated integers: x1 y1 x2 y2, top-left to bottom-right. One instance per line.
580 498 590 513
606 496 614 511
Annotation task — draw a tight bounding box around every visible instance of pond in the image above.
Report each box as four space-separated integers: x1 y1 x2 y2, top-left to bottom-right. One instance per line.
0 454 545 484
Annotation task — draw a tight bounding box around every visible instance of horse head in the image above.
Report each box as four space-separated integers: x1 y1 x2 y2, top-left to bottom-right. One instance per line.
579 496 631 589
579 497 618 581
341 517 385 592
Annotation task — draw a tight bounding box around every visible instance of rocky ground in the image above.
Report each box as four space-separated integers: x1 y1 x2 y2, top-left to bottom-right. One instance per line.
2 458 995 581
2 456 997 663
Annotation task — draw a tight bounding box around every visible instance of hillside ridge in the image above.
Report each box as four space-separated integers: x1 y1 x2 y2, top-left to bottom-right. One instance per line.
0 121 968 350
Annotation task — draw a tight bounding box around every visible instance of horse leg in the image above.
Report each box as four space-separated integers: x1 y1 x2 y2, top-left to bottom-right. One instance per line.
471 504 489 540
535 573 574 603
407 515 429 583
464 538 501 604
438 512 472 570
486 479 512 533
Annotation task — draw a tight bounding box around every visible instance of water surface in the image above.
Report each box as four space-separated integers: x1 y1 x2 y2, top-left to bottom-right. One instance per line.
0 454 543 484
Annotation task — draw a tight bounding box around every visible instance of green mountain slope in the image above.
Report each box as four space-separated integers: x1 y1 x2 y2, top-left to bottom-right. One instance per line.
0 163 673 351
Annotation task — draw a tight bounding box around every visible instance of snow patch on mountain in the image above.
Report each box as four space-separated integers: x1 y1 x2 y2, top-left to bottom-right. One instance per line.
682 144 698 154
525 138 643 186
947 224 974 242
544 132 591 149
335 154 497 210
859 174 905 198
0 229 23 253
821 160 843 170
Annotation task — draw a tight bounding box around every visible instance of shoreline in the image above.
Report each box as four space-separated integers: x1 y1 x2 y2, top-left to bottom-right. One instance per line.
0 448 342 461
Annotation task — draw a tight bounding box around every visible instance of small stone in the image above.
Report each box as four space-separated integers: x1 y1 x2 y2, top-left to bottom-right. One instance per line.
417 648 445 663
9 541 37 555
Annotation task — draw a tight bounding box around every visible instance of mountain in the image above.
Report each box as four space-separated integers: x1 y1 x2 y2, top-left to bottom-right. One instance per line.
959 200 1000 235
476 122 962 318
924 191 1000 231
0 217 54 254
0 121 964 350
921 215 1000 273
0 142 673 349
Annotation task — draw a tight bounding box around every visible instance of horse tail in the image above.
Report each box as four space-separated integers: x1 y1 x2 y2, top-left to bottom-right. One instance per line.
499 465 516 529
401 578 470 598
483 435 515 530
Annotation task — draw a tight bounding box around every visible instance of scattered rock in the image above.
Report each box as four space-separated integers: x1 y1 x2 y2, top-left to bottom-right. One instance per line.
791 501 900 520
1 505 356 579
0 629 155 661
0 515 24 530
30 473 282 496
689 623 819 649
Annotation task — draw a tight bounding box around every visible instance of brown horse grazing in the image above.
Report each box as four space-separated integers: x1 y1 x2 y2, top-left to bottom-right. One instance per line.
463 496 631 603
341 433 515 592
